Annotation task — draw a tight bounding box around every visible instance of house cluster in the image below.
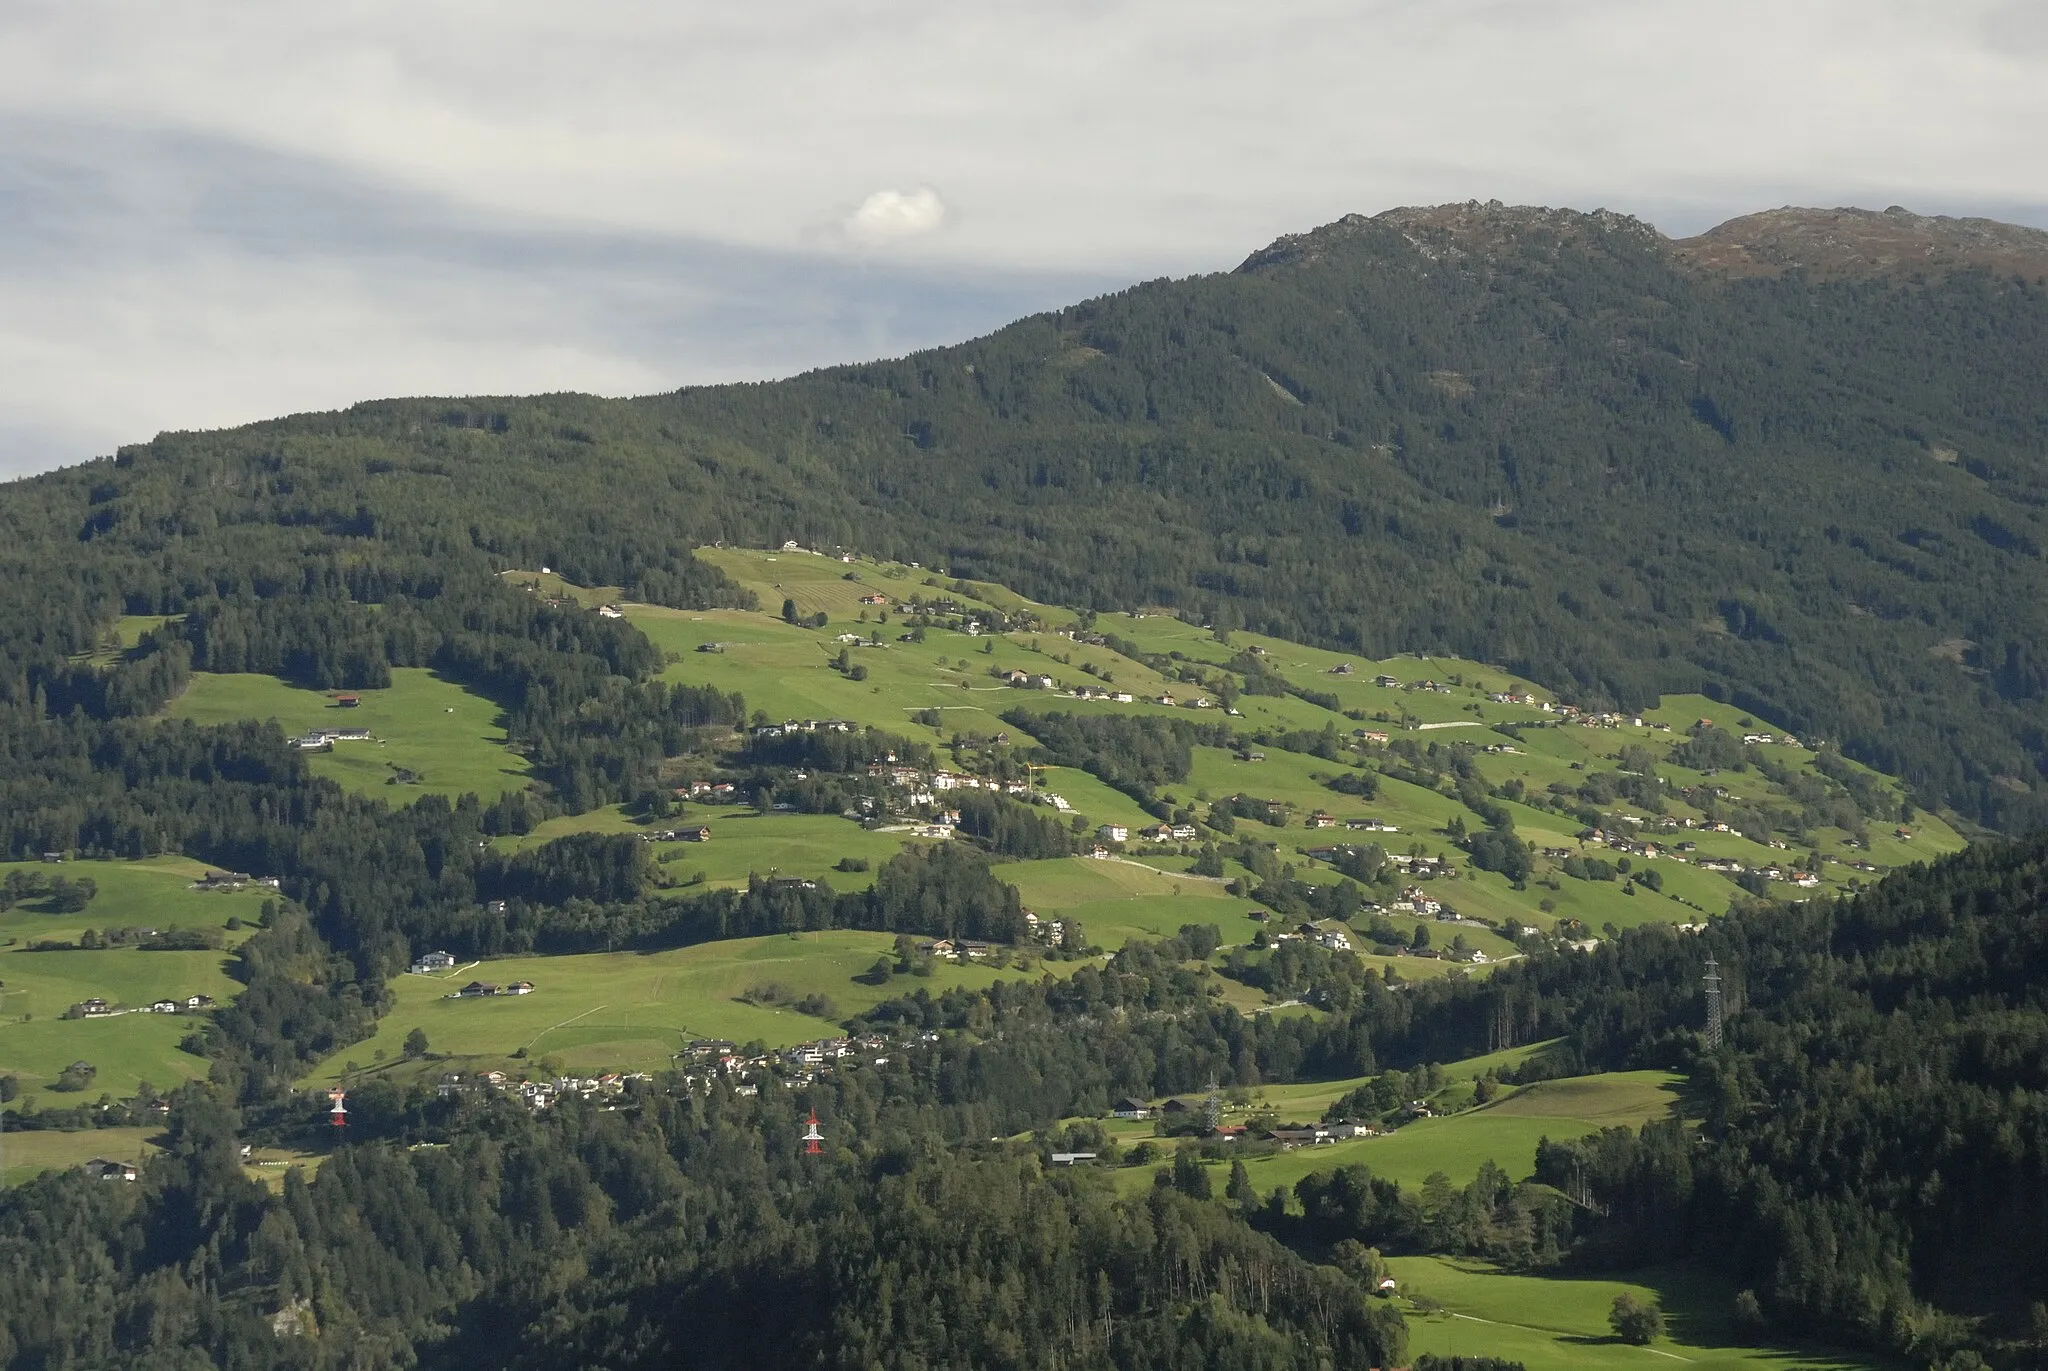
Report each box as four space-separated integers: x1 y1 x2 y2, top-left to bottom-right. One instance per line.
639 825 713 843
1487 690 1544 707
914 937 1003 959
1133 822 1200 844
1023 910 1074 946
750 718 856 741
436 1069 650 1110
1388 886 1445 918
191 870 282 892
146 995 216 1014
1004 669 1059 690
1067 686 1138 704
290 726 373 750
451 979 535 998
1267 1121 1379 1145
671 1033 901 1091
1111 1097 1379 1146
72 993 215 1018
779 1033 890 1069
682 779 740 803
83 1158 140 1182
929 771 1032 795
1268 922 1352 952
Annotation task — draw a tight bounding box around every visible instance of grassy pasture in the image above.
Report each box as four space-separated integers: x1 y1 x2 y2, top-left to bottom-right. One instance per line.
634 605 1047 738
1229 1040 1566 1124
0 1126 161 1188
1116 1070 1683 1198
1 857 269 1103
1033 766 1158 829
648 813 917 892
696 547 1023 627
166 668 531 802
1391 1255 1883 1370
303 930 1052 1085
492 808 916 894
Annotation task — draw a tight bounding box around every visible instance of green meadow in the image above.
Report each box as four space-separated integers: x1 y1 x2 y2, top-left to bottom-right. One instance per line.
304 929 1055 1085
166 667 531 801
0 1127 160 1188
1116 1070 1684 1198
1 857 270 1103
1390 1255 1884 1370
646 813 919 893
495 808 917 895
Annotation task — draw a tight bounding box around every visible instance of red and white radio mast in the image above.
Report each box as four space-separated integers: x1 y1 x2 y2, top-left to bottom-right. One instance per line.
801 1110 824 1156
327 1088 348 1129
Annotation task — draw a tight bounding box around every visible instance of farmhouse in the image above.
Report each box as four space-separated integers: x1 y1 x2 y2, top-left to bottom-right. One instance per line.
410 950 458 974
83 1159 139 1182
1111 1097 1153 1120
1097 823 1128 842
457 981 499 998
504 981 535 995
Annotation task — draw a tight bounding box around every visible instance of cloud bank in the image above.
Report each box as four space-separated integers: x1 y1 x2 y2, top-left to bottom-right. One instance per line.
1 0 2043 476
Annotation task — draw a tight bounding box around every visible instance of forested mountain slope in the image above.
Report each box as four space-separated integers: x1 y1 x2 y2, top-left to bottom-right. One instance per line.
6 202 2048 831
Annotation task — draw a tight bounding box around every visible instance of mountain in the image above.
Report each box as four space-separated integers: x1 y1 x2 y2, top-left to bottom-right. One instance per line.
5 202 2048 832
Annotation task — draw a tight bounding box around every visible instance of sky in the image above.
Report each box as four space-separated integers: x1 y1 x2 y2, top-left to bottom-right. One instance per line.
3 0 2046 478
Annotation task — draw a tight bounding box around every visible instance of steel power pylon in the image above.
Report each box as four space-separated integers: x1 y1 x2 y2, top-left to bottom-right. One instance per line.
1703 956 1724 1049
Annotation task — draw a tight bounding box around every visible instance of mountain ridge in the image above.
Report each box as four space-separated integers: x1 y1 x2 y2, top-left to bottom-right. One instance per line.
6 199 2048 834
1236 200 2048 282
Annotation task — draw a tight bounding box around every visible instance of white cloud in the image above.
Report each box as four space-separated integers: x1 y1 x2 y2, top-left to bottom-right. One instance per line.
844 188 948 244
0 0 2043 476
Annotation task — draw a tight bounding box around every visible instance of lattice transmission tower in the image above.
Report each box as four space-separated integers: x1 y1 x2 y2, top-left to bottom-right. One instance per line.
1703 956 1724 1049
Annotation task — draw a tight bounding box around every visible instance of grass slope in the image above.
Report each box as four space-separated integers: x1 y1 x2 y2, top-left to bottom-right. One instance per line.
166 667 531 801
1390 1255 1884 1370
303 930 1050 1085
1115 1070 1684 1198
1 858 270 1104
0 1126 160 1188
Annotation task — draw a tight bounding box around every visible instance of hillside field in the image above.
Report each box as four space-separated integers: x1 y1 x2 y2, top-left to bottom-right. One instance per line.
0 1127 161 1189
1 857 271 1104
1114 1070 1685 1198
1390 1255 1883 1370
166 667 531 801
115 550 1974 1088
303 930 1059 1085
